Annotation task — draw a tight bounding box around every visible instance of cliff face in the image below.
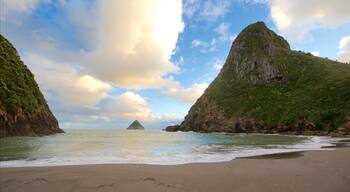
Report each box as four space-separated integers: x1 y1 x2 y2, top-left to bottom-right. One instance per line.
0 34 63 137
167 22 350 136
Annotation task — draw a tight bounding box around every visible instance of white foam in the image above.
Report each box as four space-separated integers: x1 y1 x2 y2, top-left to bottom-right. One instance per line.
0 136 344 167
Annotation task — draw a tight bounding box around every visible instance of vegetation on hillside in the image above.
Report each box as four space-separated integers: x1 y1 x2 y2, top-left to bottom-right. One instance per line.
0 34 46 113
204 23 350 131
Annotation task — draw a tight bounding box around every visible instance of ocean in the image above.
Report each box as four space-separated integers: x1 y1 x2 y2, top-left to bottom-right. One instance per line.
0 129 337 167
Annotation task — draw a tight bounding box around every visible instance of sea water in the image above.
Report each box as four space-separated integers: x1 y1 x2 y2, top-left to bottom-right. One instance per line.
0 129 338 167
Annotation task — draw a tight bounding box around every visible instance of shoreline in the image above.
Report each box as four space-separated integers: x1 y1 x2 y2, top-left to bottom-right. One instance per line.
0 135 348 168
1 148 350 192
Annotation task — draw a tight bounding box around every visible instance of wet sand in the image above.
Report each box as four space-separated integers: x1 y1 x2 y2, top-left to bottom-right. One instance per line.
1 148 350 192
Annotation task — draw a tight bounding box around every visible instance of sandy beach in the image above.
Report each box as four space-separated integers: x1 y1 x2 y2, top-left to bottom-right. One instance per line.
1 148 350 192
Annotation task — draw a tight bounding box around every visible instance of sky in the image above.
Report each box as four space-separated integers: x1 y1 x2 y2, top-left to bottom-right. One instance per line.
1 0 350 129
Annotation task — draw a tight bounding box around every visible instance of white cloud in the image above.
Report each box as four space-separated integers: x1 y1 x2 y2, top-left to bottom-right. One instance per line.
214 23 237 42
183 0 231 21
311 51 320 57
23 52 112 107
22 52 157 125
200 0 230 21
0 0 44 18
99 92 154 121
80 0 184 89
269 0 350 40
191 39 209 47
337 35 350 63
162 83 208 104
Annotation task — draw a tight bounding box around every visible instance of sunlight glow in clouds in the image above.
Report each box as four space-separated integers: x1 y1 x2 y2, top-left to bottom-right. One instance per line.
100 92 154 121
269 0 350 40
86 0 184 88
24 53 112 107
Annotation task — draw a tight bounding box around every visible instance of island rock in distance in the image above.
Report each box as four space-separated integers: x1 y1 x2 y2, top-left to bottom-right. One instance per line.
127 120 145 130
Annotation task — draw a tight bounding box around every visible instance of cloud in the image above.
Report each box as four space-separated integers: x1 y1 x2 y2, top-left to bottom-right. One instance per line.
311 51 320 57
214 22 236 42
183 0 231 21
208 38 218 52
3 0 185 89
80 0 184 89
337 35 350 63
191 39 209 47
0 0 44 19
22 51 157 125
162 83 208 104
23 52 112 107
269 0 350 40
98 92 154 121
200 0 231 21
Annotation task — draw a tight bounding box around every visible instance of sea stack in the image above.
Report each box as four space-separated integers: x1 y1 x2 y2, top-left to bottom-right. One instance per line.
166 21 350 136
127 120 145 130
0 34 64 137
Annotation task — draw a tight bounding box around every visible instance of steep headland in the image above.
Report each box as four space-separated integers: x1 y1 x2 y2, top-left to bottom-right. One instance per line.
166 22 350 136
0 34 63 137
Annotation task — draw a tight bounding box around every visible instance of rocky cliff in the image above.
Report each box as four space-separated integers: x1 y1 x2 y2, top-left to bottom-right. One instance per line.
0 34 63 137
166 22 350 136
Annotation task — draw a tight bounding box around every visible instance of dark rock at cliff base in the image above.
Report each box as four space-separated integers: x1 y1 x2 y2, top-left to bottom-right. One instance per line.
165 125 180 132
127 120 144 130
0 34 63 137
166 22 350 136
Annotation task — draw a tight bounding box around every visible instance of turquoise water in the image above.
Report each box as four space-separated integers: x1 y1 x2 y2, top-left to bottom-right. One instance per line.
0 130 333 167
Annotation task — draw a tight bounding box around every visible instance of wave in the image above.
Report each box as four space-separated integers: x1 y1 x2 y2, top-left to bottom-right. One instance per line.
0 136 343 168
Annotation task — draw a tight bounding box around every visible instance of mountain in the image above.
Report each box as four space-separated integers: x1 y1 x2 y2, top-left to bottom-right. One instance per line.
127 120 145 130
166 22 350 136
0 34 63 137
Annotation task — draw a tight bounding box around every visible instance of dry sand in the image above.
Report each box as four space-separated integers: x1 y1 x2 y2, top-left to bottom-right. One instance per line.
1 148 350 192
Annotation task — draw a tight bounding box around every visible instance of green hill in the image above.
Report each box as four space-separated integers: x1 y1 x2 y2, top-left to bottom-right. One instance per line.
166 22 350 136
0 34 63 137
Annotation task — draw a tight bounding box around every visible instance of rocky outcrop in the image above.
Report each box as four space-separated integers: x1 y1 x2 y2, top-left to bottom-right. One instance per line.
165 22 350 136
0 34 63 137
0 107 62 137
220 21 289 85
127 120 145 130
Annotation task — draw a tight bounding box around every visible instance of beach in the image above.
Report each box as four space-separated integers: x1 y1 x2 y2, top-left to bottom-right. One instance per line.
1 148 349 192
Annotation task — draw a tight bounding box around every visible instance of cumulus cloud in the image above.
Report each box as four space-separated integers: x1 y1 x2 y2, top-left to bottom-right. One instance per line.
82 0 184 88
337 35 350 63
23 52 112 107
98 92 154 121
269 0 350 40
162 83 208 104
183 0 231 21
23 52 159 125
